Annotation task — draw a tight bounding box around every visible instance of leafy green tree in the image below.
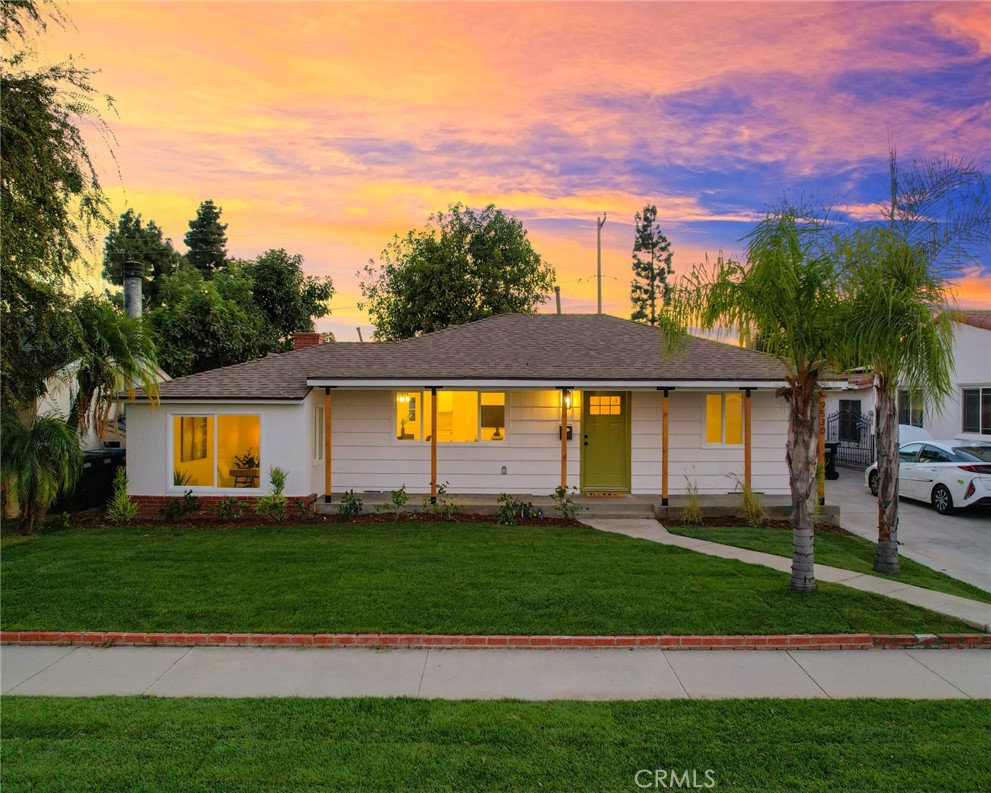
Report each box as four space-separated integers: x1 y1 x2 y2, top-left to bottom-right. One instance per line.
360 203 555 340
147 266 271 377
101 209 181 308
1 411 82 533
68 294 161 438
630 204 674 325
240 249 335 350
843 149 990 574
184 199 228 276
0 1 113 410
665 204 848 592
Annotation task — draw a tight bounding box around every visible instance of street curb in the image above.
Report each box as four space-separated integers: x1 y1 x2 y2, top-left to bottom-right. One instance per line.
2 631 989 650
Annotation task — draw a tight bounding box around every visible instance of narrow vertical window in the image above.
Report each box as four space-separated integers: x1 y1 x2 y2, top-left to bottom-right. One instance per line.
313 405 325 462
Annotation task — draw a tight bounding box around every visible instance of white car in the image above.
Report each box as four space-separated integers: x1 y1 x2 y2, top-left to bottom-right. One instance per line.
865 440 991 515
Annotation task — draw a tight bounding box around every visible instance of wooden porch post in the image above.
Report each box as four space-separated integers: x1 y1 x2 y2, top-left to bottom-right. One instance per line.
560 388 569 490
661 388 670 506
744 388 752 492
430 387 438 503
323 387 333 502
818 390 826 506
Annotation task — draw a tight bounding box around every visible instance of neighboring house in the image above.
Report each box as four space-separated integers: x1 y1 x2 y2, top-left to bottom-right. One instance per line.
826 310 991 449
126 314 800 513
38 362 171 451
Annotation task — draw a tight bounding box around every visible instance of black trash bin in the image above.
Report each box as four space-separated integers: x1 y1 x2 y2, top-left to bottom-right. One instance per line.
824 442 840 480
51 448 127 513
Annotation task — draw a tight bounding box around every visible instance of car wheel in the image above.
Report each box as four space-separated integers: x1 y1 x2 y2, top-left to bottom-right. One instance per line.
868 470 879 496
931 484 953 515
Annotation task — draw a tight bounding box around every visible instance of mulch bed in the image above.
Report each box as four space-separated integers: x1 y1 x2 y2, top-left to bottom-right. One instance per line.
61 508 581 530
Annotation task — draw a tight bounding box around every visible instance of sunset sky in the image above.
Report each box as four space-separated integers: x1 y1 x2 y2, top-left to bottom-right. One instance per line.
41 1 991 341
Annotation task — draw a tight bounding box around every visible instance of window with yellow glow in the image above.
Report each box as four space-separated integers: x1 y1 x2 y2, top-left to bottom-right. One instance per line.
589 395 622 415
396 391 505 442
480 392 506 441
395 392 420 440
172 414 261 488
705 394 744 445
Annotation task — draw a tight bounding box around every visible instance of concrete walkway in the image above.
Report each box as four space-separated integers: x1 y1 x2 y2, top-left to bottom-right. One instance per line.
2 645 988 700
583 519 991 632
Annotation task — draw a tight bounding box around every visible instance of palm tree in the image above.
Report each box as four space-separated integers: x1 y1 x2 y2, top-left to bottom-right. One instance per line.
68 294 160 440
665 204 848 591
1 411 83 533
844 148 990 574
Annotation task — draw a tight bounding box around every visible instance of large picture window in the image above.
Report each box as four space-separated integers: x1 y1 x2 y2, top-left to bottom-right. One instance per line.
705 393 744 445
396 391 505 442
962 387 991 435
172 414 261 488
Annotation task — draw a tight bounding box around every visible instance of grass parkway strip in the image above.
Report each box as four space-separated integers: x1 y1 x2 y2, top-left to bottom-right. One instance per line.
666 524 991 604
2 697 989 792
0 523 978 635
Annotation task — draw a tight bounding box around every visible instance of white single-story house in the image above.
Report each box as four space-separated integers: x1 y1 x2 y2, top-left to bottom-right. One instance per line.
825 310 991 450
126 314 800 514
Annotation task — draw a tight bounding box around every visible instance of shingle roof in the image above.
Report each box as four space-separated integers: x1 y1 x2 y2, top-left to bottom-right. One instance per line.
955 310 991 331
149 314 788 401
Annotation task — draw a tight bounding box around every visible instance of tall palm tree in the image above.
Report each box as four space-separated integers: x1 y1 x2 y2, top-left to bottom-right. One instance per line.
68 294 160 440
665 205 848 591
844 148 990 574
1 411 82 533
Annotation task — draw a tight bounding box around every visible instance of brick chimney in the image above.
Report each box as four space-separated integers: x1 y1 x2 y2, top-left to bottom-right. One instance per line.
293 332 322 350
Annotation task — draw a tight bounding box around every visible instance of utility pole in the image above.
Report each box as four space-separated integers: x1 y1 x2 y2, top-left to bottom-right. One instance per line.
596 213 607 314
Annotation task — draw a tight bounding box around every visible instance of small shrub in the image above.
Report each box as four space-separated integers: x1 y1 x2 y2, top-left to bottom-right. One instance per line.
255 466 290 522
338 490 363 521
376 484 408 521
423 482 461 520
45 511 72 531
551 485 583 520
106 467 139 525
173 468 192 487
496 493 527 526
216 497 243 522
160 489 200 522
681 478 704 526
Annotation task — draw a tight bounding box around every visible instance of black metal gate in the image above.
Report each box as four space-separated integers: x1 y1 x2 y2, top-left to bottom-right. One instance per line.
826 408 875 470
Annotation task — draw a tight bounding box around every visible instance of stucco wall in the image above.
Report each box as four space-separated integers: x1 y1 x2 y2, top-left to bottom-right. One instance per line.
127 401 312 497
928 323 991 440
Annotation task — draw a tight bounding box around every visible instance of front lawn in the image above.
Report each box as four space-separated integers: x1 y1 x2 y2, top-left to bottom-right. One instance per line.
667 524 991 604
3 697 988 792
0 523 976 635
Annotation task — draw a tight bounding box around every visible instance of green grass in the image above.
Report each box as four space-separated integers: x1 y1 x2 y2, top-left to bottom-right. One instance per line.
667 524 991 604
0 523 977 635
2 697 989 792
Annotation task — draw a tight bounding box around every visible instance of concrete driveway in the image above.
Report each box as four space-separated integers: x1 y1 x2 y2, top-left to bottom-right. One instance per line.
826 469 991 593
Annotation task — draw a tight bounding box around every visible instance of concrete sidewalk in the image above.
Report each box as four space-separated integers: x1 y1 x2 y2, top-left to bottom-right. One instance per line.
2 645 988 700
584 519 991 632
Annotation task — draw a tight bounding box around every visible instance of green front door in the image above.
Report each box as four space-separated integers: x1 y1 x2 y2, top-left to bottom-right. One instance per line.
581 391 631 492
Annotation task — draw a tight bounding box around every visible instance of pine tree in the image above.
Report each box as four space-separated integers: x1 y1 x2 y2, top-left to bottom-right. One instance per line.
630 204 673 326
102 209 180 307
184 199 228 276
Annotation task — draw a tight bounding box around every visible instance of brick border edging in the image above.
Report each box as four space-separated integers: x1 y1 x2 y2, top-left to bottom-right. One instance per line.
2 631 988 650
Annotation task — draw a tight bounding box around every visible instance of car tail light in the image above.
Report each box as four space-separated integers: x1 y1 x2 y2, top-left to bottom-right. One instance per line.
965 481 976 499
956 464 991 473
